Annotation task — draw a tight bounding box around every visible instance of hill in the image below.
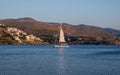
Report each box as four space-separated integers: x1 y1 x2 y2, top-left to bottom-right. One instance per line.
0 24 46 44
77 24 120 37
0 17 120 45
104 28 120 37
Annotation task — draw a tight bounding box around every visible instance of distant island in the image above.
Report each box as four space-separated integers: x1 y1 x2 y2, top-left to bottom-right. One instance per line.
0 17 120 45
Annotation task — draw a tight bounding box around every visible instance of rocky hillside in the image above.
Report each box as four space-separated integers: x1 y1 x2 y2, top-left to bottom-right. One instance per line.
0 23 46 44
0 17 120 45
77 24 120 37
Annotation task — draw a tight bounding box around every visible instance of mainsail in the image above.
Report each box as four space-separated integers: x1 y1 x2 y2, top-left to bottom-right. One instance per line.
59 26 65 43
54 22 69 48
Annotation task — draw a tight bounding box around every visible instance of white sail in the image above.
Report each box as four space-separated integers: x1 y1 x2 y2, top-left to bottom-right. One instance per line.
59 26 65 43
54 21 69 48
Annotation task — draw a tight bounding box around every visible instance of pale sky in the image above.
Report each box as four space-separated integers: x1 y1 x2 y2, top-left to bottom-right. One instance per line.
0 0 120 30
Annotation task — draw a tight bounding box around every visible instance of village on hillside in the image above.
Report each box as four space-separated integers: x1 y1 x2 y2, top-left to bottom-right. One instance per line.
0 23 46 44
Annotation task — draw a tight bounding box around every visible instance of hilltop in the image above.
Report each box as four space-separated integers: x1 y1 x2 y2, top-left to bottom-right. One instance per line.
0 17 120 45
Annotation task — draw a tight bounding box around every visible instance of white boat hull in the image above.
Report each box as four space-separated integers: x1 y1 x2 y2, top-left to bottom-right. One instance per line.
54 44 69 48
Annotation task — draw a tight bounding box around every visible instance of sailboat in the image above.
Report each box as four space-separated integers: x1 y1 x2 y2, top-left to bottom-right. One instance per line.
54 22 69 48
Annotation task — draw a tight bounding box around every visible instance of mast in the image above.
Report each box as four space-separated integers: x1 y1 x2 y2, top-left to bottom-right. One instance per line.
59 22 65 43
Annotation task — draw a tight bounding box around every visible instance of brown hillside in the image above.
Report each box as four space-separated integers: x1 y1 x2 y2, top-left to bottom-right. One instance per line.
1 21 115 38
0 17 119 44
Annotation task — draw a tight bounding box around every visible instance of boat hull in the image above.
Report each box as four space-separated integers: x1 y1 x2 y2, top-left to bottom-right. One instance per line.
54 45 69 48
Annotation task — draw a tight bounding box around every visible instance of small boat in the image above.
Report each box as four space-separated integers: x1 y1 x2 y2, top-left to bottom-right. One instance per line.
54 22 69 48
54 43 69 48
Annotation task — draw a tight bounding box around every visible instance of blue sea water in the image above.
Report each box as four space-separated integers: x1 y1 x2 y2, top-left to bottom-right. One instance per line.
0 45 120 75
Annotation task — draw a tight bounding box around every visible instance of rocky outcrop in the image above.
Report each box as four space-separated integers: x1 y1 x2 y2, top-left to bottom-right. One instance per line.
0 24 46 44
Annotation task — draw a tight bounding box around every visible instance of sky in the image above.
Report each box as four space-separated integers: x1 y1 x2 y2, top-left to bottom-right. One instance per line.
0 0 120 30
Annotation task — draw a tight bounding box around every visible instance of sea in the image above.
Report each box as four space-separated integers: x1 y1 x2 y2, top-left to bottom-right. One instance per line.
0 45 120 75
